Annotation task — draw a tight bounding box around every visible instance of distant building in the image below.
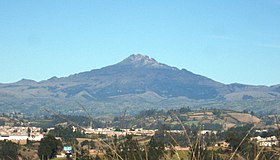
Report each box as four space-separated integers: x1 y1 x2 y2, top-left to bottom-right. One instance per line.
4 121 15 126
0 126 43 145
0 135 43 145
214 141 230 148
251 136 279 147
199 130 218 135
84 128 156 137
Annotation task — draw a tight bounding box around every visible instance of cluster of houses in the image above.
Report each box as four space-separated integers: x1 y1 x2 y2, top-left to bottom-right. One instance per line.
84 127 156 137
0 124 279 149
0 126 43 144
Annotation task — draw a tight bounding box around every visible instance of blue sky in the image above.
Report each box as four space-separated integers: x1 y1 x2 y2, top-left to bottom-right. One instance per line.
0 0 280 86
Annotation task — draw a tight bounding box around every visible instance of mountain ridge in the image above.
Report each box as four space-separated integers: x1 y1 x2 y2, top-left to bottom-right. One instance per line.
0 54 279 116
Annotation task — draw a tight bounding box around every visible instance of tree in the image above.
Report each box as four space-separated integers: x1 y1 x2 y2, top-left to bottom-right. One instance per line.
95 155 102 160
117 135 145 160
179 106 191 113
148 136 165 160
0 120 5 126
105 135 145 160
81 140 90 147
212 109 222 118
27 127 31 137
0 141 19 160
81 140 96 149
49 125 85 143
38 134 62 160
147 127 165 160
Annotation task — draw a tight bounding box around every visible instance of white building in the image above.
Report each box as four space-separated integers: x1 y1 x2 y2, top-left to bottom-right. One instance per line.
251 136 279 147
0 135 44 141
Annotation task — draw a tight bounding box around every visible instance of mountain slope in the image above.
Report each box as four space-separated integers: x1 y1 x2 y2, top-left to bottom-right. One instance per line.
0 54 279 115
41 54 227 100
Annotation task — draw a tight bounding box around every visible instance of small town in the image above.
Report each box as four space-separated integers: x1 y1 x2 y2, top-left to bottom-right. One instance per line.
0 108 279 159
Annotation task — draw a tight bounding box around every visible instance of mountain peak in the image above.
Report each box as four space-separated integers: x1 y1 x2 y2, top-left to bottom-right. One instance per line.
14 79 37 85
119 54 170 69
127 54 157 63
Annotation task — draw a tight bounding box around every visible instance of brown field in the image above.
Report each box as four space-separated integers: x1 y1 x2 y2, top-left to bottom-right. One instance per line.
227 112 261 123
